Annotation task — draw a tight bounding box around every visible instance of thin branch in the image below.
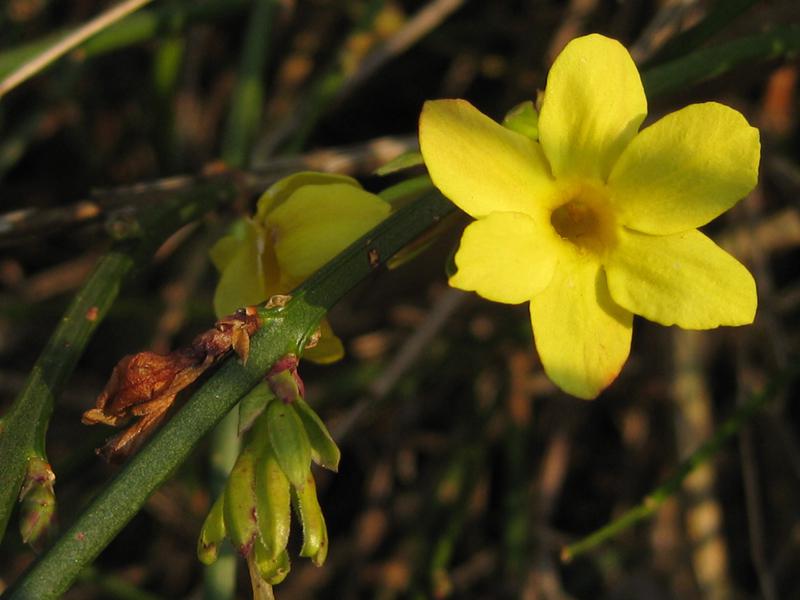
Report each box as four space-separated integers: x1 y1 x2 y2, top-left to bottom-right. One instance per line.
641 24 800 98
0 0 154 99
6 191 455 599
335 0 466 100
561 363 799 562
0 172 242 546
0 134 417 247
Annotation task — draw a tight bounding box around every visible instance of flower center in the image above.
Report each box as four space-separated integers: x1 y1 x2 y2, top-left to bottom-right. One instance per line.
549 183 617 255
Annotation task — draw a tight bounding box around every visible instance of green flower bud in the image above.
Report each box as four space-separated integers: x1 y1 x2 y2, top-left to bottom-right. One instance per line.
293 473 328 566
252 418 291 560
223 445 259 556
293 398 340 472
197 492 226 565
266 398 311 490
254 539 291 585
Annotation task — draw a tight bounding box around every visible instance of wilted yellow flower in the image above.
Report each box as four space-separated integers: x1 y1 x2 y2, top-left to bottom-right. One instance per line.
419 34 760 399
211 172 391 363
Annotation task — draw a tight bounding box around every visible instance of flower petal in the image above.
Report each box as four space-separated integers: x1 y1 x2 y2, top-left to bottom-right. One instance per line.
538 34 647 181
609 102 760 235
530 254 632 399
303 319 345 365
257 171 361 221
449 212 557 304
211 221 270 317
419 99 554 219
605 228 757 328
269 184 391 280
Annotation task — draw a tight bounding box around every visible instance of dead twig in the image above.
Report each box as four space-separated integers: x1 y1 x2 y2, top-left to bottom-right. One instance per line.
0 0 154 99
0 135 417 247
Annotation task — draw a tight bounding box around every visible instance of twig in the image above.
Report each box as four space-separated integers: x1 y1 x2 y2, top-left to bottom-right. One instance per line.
0 0 153 99
642 0 760 67
0 172 242 546
258 0 463 155
561 363 798 562
221 0 281 168
629 0 701 64
6 191 455 599
671 331 732 597
0 134 418 247
330 288 468 440
335 0 466 100
641 25 800 98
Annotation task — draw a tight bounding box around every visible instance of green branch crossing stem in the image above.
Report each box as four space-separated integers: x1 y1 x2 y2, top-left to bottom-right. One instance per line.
7 191 454 600
0 174 240 546
561 364 798 562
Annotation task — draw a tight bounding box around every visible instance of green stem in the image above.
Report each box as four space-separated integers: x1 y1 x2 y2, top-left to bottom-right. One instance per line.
643 0 760 67
6 191 454 600
278 0 387 154
0 174 240 545
222 0 279 168
561 365 798 562
0 0 249 81
642 25 800 98
204 411 241 600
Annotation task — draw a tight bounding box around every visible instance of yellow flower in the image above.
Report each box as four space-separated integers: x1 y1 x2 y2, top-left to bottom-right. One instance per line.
419 34 760 399
211 172 391 364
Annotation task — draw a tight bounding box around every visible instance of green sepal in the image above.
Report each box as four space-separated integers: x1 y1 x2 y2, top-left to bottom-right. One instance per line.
378 174 433 209
293 399 340 472
197 493 227 565
374 150 424 176
252 419 292 560
266 399 312 490
253 539 291 585
239 381 276 435
292 473 328 565
223 445 259 556
502 100 539 140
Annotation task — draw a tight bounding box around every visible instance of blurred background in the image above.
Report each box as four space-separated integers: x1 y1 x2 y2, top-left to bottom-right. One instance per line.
1 1 800 598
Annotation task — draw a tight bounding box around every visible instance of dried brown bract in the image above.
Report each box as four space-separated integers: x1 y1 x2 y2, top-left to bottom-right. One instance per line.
82 306 261 462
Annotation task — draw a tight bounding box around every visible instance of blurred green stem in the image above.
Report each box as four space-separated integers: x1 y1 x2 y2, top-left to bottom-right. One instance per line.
642 25 800 98
0 0 153 98
0 0 249 81
0 173 240 546
7 191 454 599
643 0 760 67
222 0 279 168
204 411 241 600
561 365 798 562
278 0 387 154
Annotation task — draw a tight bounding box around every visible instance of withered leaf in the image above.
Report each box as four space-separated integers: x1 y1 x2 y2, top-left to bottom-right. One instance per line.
83 307 261 461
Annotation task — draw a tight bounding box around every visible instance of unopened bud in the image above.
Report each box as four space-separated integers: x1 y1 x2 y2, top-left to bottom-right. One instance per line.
223 446 259 556
253 422 291 560
293 472 328 566
19 456 57 549
197 493 227 565
294 398 340 472
266 399 311 490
